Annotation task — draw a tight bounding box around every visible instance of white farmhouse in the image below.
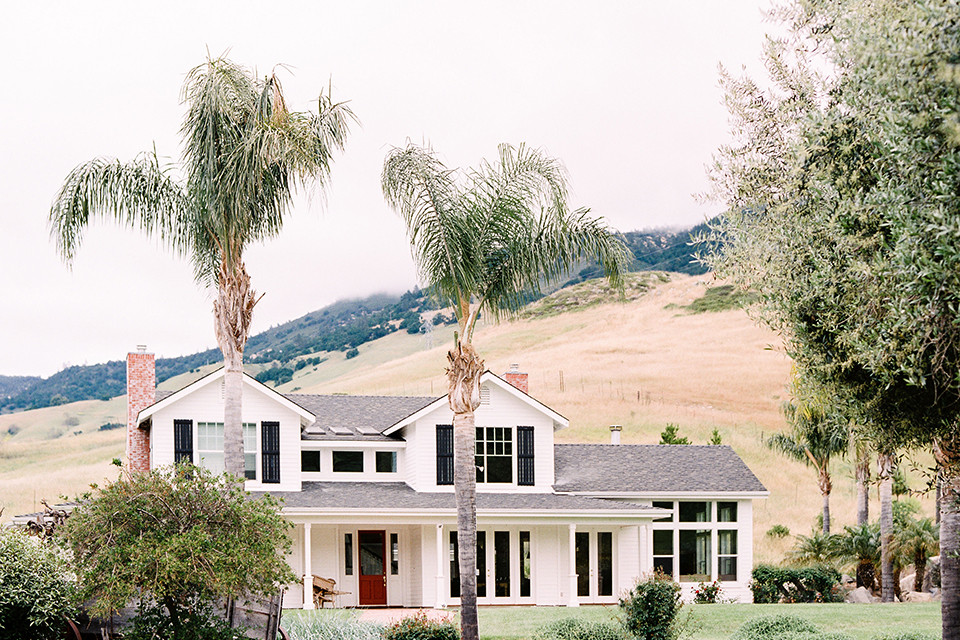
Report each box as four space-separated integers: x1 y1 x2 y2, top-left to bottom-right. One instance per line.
125 347 767 608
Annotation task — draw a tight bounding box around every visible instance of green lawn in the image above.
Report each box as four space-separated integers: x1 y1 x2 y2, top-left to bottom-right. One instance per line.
283 603 942 640
475 603 942 640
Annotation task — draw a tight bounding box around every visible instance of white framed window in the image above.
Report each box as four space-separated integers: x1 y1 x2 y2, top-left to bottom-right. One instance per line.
196 421 257 479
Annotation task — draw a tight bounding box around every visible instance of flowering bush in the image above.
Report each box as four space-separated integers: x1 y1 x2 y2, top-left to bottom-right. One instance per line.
693 580 723 604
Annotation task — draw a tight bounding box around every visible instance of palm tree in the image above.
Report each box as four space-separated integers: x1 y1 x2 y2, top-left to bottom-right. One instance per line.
835 523 880 591
894 517 940 593
50 56 354 477
787 529 841 567
382 141 628 640
852 427 872 526
769 400 849 534
878 450 897 602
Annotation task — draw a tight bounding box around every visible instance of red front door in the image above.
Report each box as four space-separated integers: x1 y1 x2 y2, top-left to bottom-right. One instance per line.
358 530 387 605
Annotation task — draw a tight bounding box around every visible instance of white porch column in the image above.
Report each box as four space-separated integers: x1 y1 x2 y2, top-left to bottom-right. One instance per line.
302 523 314 610
567 524 579 607
435 524 446 609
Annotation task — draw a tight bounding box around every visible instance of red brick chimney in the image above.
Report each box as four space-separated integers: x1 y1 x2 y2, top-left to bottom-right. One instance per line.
126 345 155 473
504 363 528 394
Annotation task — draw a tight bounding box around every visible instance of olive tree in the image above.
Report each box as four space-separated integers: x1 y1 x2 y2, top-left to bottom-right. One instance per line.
62 463 296 637
0 529 77 640
702 0 960 634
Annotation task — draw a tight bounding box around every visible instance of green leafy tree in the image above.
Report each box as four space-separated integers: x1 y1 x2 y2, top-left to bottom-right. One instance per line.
49 56 354 477
382 142 628 640
700 0 960 624
62 463 297 637
0 529 77 640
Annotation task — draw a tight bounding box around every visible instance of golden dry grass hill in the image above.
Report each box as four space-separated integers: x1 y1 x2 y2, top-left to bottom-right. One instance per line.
0 273 935 563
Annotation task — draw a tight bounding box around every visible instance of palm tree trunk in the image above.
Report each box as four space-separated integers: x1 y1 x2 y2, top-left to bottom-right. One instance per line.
447 340 483 640
856 447 871 526
935 438 960 640
878 451 895 602
214 261 258 478
915 549 927 593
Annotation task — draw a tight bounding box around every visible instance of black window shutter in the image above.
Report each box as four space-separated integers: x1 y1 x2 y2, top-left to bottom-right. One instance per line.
436 424 454 485
518 426 535 486
262 421 280 483
174 419 193 464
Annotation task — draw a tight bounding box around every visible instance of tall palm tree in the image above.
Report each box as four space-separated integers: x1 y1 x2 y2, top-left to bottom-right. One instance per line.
50 56 354 477
382 142 628 640
878 450 897 602
770 400 849 534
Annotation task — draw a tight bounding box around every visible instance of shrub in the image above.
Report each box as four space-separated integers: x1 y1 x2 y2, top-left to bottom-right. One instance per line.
872 634 938 640
345 348 360 359
659 424 690 445
766 524 790 538
730 614 818 640
750 564 842 604
99 422 124 431
692 580 722 604
0 528 77 640
382 611 459 640
535 617 629 640
620 571 682 640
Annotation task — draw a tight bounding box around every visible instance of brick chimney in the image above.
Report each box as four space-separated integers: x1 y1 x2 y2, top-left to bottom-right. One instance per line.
126 345 155 473
504 363 528 394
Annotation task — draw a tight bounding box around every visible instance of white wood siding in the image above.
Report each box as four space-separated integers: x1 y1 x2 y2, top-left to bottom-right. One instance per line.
149 377 302 491
405 382 556 492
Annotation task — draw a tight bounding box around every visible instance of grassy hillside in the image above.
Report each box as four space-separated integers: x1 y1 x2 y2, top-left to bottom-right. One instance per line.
0 273 935 566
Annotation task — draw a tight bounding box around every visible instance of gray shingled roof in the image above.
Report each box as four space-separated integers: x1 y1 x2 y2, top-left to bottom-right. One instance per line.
286 394 438 440
553 444 767 494
262 482 654 512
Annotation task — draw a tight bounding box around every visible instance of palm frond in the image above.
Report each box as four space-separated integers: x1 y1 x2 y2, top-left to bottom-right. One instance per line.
382 143 478 315
49 153 190 264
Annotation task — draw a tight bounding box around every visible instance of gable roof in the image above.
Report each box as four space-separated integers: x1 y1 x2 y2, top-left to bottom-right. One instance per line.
290 394 438 440
381 370 568 436
553 444 768 496
136 368 315 427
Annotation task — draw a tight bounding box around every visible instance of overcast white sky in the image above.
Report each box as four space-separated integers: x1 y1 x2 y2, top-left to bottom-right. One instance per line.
0 1 776 377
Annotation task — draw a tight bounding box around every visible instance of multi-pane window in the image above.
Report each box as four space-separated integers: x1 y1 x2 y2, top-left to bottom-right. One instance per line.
653 529 674 576
197 422 225 473
243 423 256 480
476 427 512 483
196 421 258 479
652 501 743 584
